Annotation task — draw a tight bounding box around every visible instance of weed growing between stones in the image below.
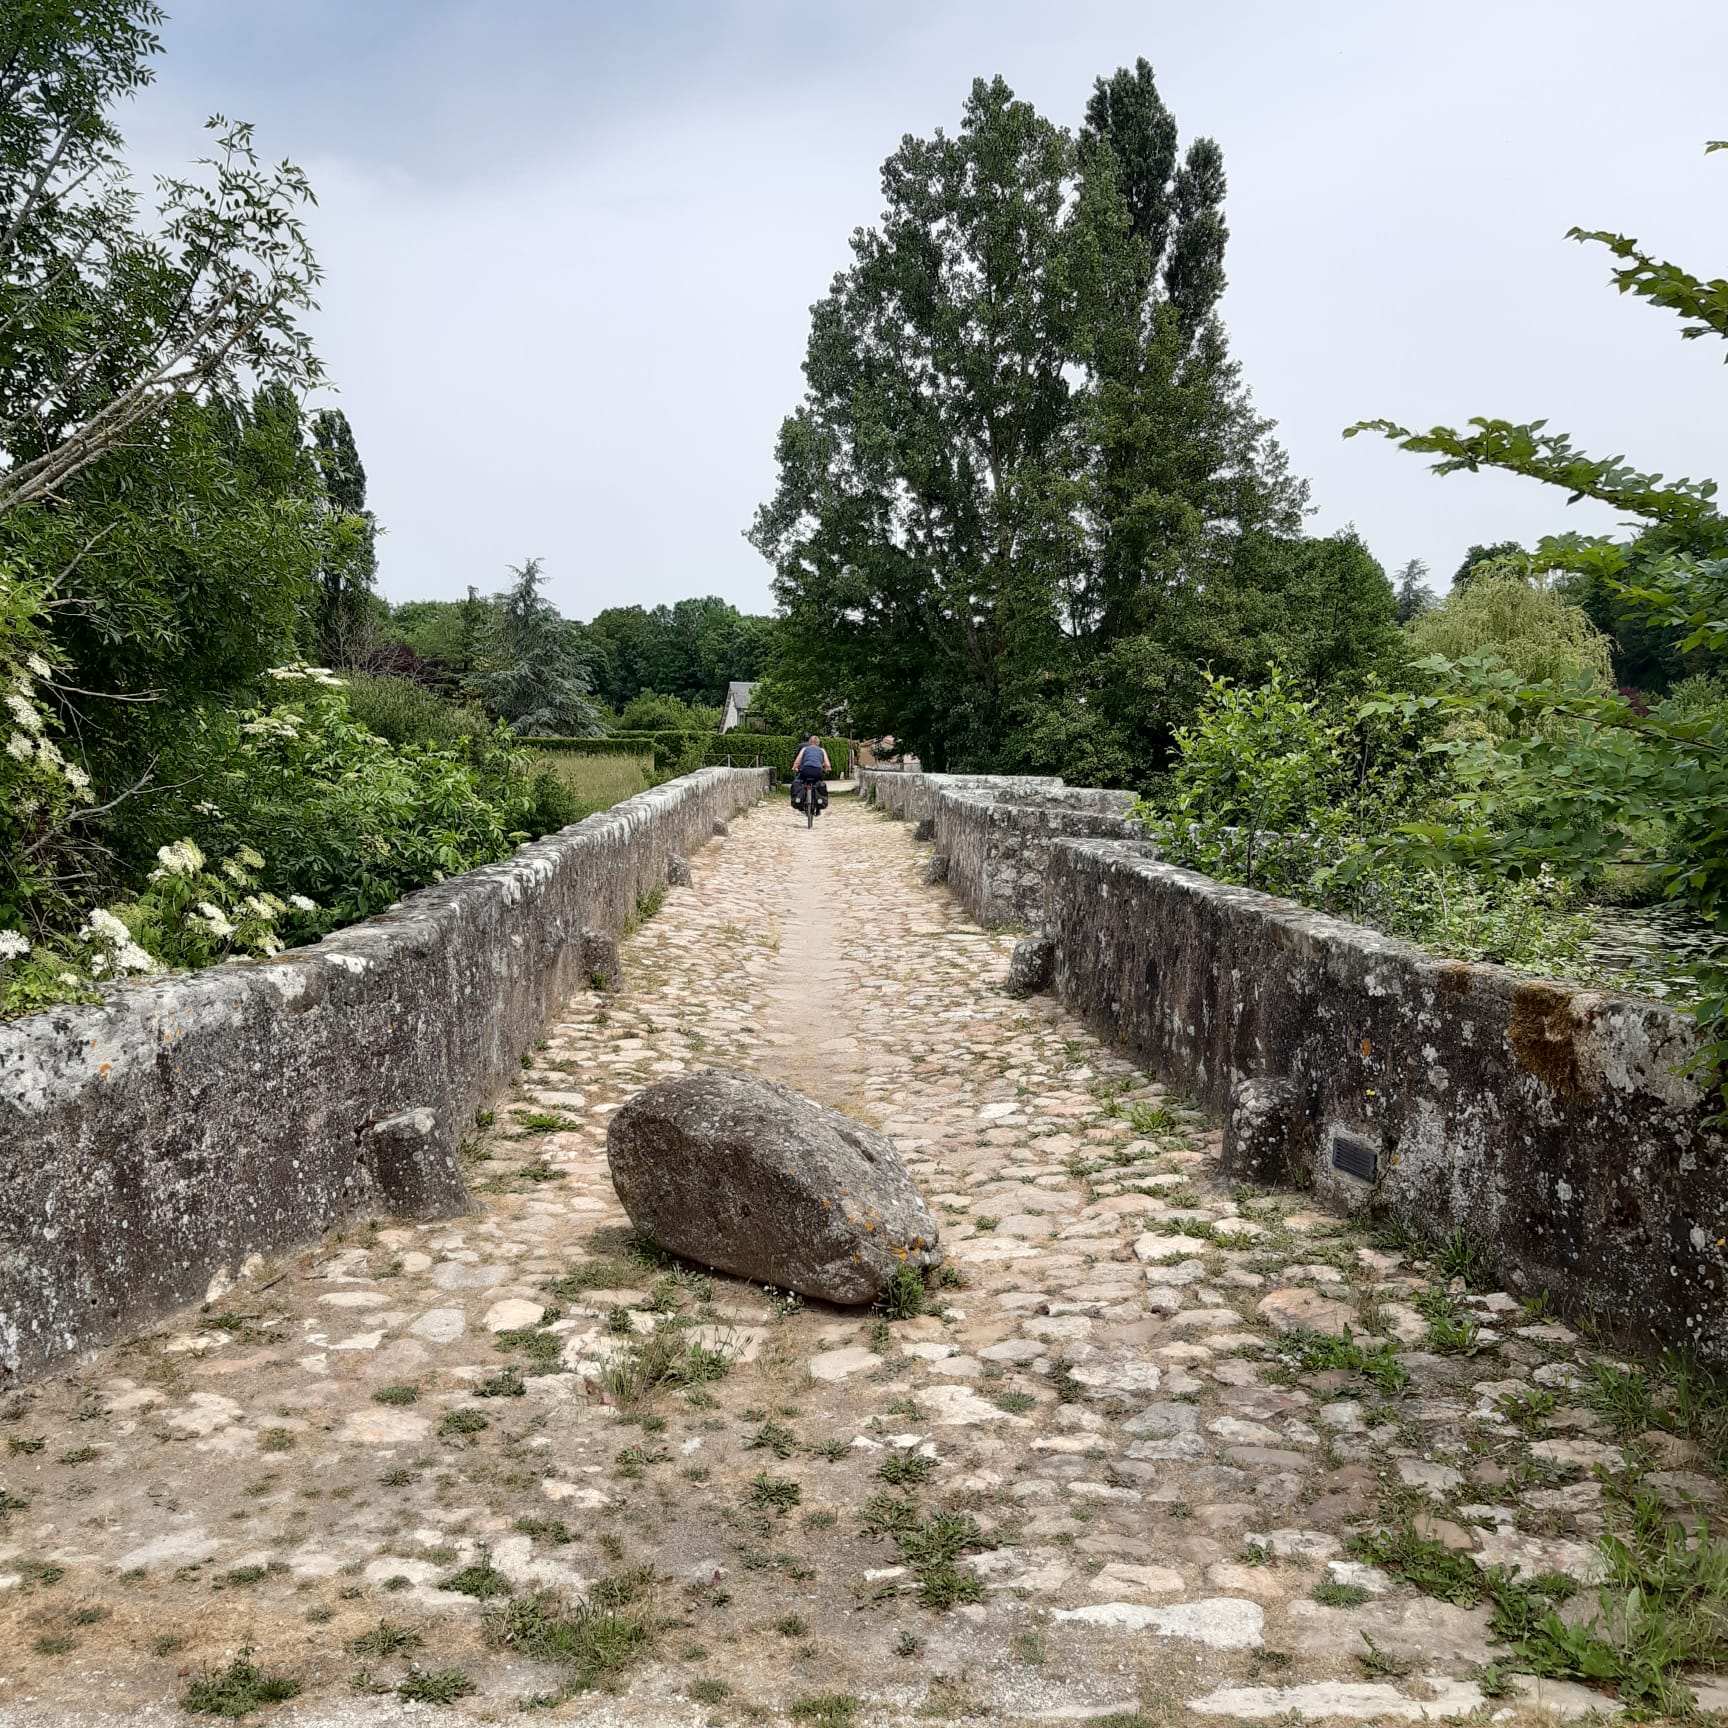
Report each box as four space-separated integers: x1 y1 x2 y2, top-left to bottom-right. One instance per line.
879 1452 936 1486
1275 1328 1410 1394
1358 1634 1411 1679
878 1263 928 1321
599 1328 731 1407
1347 1508 1728 1714
438 1550 513 1600
485 1587 654 1695
397 1667 478 1704
475 1367 527 1398
690 1677 731 1703
789 1692 861 1725
371 1384 418 1406
513 1110 578 1133
624 886 666 933
744 1420 797 1458
181 1650 301 1716
746 1472 801 1514
347 1621 422 1659
860 1493 993 1608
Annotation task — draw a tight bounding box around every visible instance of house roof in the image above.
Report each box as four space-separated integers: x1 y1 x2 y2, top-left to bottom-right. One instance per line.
724 681 756 713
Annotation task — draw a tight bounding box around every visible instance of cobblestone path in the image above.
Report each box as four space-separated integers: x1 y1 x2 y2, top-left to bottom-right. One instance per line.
2 792 1725 1724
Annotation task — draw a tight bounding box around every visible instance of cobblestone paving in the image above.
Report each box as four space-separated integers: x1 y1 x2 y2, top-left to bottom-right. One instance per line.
1 792 1725 1724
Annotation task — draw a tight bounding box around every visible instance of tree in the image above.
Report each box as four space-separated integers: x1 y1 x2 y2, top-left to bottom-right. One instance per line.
1394 558 1436 623
1451 540 1526 588
1350 141 1728 1094
753 68 1333 780
468 559 601 737
310 408 378 662
1406 567 1614 689
0 3 321 519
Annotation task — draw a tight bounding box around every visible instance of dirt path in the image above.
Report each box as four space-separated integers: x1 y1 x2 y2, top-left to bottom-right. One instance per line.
756 788 866 1111
0 791 1719 1725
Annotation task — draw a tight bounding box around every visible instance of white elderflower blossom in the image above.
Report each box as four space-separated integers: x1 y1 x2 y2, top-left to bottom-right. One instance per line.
63 763 90 794
6 732 32 761
257 934 283 957
194 801 222 817
84 907 131 944
239 712 301 739
221 858 248 883
57 971 79 988
288 893 317 913
196 902 236 938
114 940 157 973
33 737 63 767
0 930 29 960
155 839 205 877
5 692 42 734
242 895 277 920
236 845 265 870
26 654 51 680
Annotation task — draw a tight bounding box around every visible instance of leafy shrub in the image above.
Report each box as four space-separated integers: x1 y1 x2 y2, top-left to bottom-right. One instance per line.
340 673 491 749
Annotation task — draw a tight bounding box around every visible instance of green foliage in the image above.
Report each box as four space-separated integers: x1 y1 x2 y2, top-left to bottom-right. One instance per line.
1280 1328 1409 1394
519 737 655 761
438 1551 512 1599
181 1651 302 1716
1406 570 1616 694
340 675 490 750
469 560 602 738
1357 1502 1728 1716
877 1264 928 1322
586 597 776 710
484 1587 654 1692
395 1668 476 1705
616 690 718 733
860 1493 995 1608
751 68 1364 780
1134 668 1598 974
1346 142 1728 1085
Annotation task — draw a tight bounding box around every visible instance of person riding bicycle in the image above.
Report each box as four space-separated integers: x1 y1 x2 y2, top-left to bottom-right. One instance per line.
791 734 830 818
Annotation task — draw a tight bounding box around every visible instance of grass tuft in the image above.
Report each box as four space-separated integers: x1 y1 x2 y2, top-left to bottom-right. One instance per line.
182 1651 302 1717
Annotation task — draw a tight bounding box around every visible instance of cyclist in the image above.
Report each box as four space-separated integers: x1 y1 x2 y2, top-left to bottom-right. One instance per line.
791 733 831 819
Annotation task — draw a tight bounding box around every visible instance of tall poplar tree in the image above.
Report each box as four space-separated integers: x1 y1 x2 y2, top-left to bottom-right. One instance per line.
753 65 1372 779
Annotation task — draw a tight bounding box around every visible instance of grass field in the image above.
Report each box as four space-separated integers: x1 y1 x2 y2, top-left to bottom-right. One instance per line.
538 752 654 820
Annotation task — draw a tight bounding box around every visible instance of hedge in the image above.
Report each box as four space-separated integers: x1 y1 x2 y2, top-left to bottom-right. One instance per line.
522 731 853 781
702 734 851 782
522 737 656 761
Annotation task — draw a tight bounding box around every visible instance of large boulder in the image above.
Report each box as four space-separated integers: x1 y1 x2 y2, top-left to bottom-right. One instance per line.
606 1069 942 1304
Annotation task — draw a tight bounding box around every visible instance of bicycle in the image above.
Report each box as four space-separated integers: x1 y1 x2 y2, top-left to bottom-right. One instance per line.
792 775 827 828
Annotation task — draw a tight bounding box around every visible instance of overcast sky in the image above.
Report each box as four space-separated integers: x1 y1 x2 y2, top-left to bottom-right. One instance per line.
129 0 1727 622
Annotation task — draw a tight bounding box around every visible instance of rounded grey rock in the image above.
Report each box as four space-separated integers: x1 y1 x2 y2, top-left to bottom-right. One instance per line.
606 1069 942 1304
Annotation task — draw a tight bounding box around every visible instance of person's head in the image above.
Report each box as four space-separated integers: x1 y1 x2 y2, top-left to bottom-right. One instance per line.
808 733 820 745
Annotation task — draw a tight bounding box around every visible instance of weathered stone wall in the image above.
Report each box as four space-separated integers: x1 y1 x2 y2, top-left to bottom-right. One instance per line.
858 768 1060 824
933 787 1144 930
1043 837 1728 1359
0 768 770 1383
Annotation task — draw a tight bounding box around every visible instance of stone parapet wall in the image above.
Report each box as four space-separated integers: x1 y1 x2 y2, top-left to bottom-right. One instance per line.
857 768 1060 824
0 767 770 1383
1043 837 1728 1359
933 788 1146 929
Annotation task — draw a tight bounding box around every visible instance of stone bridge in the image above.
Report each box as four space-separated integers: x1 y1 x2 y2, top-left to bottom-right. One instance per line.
0 781 1721 1722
